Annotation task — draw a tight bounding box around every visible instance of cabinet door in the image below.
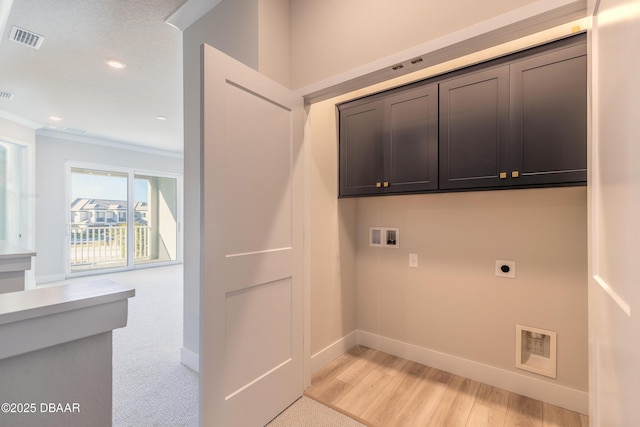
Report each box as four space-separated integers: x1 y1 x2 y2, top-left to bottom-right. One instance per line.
339 100 384 196
384 84 438 193
439 66 510 190
510 44 587 186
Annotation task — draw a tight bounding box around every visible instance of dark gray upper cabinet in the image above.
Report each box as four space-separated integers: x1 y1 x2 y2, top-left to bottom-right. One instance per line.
509 44 587 186
339 83 438 196
439 35 586 191
339 99 384 196
339 34 586 197
439 66 510 190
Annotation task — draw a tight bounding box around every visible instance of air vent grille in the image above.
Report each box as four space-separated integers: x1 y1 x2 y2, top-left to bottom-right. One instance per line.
0 91 14 100
9 26 44 49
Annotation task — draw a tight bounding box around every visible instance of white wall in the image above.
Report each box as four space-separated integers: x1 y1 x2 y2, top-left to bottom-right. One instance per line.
356 189 587 391
34 132 182 284
0 117 36 286
258 0 290 87
291 0 543 89
308 101 358 357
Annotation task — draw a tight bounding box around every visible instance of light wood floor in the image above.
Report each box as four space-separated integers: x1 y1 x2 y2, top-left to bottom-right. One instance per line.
304 346 588 427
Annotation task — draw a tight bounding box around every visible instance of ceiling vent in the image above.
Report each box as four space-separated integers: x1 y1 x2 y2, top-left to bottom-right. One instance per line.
0 91 14 100
9 26 44 49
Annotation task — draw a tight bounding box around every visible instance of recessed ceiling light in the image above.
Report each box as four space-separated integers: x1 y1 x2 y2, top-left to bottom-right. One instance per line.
156 116 167 121
49 115 63 121
106 58 126 69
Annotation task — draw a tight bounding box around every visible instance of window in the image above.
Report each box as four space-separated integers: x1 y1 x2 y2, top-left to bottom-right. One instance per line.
95 211 106 222
69 168 128 272
68 164 181 274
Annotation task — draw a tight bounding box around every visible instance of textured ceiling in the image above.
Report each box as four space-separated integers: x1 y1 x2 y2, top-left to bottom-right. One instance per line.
0 0 186 153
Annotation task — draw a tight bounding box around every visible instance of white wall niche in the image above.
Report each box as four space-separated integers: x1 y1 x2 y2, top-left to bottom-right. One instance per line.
369 227 400 248
516 324 557 379
369 227 383 247
383 227 399 248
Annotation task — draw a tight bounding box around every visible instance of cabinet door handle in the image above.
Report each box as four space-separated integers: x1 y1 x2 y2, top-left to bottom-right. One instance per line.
499 172 507 179
376 182 382 188
512 171 519 178
383 181 389 187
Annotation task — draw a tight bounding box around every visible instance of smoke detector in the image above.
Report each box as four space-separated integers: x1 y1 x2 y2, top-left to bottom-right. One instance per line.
9 26 44 49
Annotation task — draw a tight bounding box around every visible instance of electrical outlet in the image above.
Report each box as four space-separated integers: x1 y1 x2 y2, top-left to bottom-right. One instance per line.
495 260 516 278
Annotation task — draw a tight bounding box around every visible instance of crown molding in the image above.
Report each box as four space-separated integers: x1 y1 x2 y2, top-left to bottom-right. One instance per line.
165 0 222 31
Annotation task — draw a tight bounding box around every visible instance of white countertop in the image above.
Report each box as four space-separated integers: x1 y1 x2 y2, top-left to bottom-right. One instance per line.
0 241 36 259
0 279 134 325
0 279 135 360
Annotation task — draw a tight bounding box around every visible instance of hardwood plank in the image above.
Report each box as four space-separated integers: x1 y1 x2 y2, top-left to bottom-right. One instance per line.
505 393 543 427
466 403 507 426
336 347 387 386
466 384 509 426
386 366 452 427
308 347 361 390
542 402 584 427
304 349 359 401
335 368 396 417
427 375 481 427
305 378 354 407
360 360 421 426
307 347 584 427
376 353 409 377
475 384 510 409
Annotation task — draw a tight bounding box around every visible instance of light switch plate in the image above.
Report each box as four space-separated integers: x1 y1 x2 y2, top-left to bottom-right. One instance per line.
496 260 516 278
409 253 418 268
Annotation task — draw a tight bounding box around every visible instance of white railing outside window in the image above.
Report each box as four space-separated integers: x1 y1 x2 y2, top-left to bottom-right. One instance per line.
70 225 150 268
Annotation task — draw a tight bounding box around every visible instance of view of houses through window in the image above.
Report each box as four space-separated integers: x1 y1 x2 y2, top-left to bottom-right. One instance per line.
69 166 178 273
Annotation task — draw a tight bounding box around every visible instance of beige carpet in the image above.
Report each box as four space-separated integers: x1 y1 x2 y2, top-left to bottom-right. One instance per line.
267 397 366 427
50 265 198 427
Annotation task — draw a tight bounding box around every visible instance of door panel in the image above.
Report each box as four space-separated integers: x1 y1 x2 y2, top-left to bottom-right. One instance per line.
225 278 292 398
224 82 292 255
201 44 304 426
589 0 640 425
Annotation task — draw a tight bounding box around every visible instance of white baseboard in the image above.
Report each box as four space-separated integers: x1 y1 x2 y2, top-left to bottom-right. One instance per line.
356 330 588 415
310 330 358 374
181 347 199 373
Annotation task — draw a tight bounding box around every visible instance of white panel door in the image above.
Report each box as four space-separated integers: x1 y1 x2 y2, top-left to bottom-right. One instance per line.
589 0 640 425
200 44 304 426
